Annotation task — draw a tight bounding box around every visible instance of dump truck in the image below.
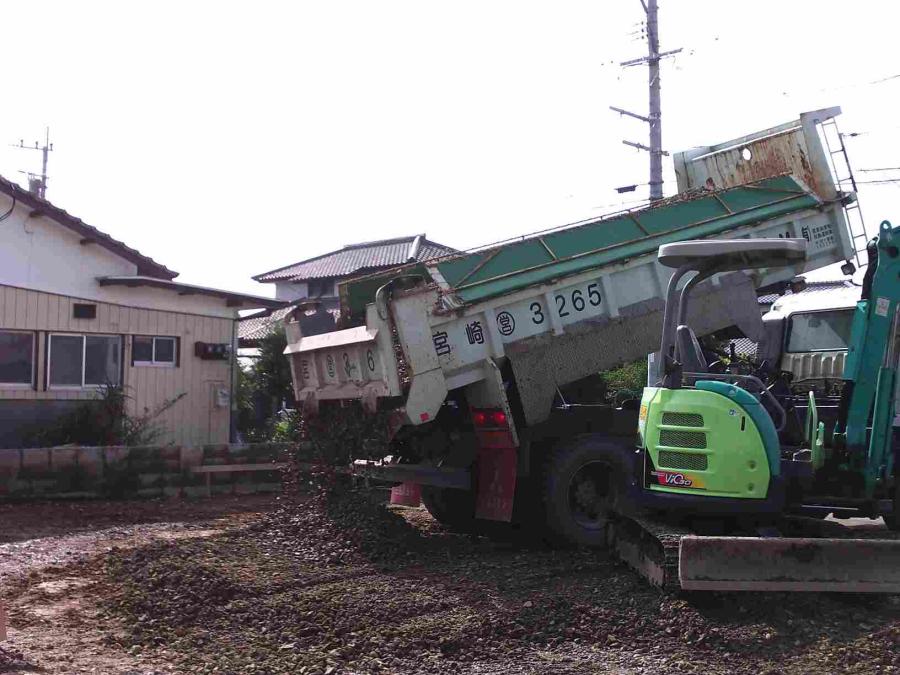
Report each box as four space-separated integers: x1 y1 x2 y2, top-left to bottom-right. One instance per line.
283 107 890 590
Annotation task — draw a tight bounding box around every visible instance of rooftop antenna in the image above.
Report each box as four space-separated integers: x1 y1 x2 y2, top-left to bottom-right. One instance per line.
10 127 53 199
611 0 681 202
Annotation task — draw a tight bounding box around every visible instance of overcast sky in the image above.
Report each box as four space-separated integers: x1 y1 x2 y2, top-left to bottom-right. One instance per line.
1 1 898 295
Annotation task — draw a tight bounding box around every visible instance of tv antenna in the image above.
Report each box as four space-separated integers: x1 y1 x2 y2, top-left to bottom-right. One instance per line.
10 127 53 199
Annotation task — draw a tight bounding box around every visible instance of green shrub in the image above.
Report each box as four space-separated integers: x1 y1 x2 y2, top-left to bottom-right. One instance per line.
25 385 185 448
599 359 648 404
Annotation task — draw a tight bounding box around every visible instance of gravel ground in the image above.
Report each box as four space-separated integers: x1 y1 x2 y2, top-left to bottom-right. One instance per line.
0 496 277 674
2 490 900 674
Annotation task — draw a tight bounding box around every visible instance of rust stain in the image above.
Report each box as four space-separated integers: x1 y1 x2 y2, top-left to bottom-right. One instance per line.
695 130 826 199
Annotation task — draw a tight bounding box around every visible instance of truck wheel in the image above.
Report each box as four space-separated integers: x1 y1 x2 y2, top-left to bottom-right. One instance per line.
421 486 476 531
543 438 626 547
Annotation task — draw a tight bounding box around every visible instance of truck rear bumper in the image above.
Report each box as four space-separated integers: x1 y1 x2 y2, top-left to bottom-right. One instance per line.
351 460 471 490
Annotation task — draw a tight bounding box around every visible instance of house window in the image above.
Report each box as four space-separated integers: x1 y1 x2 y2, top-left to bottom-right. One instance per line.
0 330 34 386
48 334 121 388
133 336 178 367
307 279 335 298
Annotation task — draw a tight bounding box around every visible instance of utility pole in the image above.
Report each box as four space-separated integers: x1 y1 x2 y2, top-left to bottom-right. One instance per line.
646 0 662 201
611 1 680 202
11 127 53 199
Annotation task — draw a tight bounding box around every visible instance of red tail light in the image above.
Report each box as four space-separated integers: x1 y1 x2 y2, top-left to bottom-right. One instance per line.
472 408 508 428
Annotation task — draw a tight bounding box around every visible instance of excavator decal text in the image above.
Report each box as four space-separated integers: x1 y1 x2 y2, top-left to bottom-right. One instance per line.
652 471 705 489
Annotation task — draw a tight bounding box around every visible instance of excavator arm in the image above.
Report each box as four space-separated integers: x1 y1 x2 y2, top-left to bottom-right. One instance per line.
837 221 900 495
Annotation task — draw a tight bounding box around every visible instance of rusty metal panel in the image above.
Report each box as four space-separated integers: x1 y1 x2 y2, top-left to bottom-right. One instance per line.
675 107 841 201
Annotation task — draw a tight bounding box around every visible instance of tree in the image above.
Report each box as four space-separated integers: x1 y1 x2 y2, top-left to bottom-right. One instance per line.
237 326 295 440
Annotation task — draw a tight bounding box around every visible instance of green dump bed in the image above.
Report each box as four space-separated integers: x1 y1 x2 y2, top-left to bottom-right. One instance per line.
292 108 857 428
341 175 833 321
434 176 820 305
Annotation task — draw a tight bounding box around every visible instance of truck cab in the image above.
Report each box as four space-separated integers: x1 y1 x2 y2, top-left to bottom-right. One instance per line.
759 282 858 396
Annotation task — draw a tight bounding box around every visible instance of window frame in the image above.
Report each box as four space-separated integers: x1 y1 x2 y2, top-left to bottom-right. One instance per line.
131 335 179 368
784 308 855 354
0 329 36 389
47 332 124 390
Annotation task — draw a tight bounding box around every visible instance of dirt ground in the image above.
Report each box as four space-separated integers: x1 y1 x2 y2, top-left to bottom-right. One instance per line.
0 496 277 674
2 491 900 674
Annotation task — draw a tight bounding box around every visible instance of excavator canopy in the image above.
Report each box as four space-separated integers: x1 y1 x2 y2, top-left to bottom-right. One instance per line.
657 238 808 271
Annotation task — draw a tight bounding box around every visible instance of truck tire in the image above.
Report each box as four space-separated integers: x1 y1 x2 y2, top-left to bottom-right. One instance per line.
543 437 627 547
421 486 476 531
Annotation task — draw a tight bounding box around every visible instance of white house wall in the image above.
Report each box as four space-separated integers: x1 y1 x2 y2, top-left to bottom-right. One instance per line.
275 281 308 302
0 284 234 447
0 196 237 318
1 198 136 293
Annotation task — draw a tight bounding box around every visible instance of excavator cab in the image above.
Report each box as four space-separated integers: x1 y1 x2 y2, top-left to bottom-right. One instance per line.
616 231 900 592
638 238 807 511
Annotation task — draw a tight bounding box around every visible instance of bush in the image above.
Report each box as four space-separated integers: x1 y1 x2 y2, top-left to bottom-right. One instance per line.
25 384 185 447
599 359 648 404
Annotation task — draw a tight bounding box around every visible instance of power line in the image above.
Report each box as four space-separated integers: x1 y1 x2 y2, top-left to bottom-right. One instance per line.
859 167 900 172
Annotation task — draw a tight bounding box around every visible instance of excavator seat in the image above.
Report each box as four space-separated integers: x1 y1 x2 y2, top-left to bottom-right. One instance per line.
676 324 707 373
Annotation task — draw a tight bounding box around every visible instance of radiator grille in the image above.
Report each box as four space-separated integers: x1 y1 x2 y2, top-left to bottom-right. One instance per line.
659 429 707 449
661 412 704 427
658 450 708 471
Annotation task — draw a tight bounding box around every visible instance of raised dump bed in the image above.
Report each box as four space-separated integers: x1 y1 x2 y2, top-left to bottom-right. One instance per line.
285 108 855 431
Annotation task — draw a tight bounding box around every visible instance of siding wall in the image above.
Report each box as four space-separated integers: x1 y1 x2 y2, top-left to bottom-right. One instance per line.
0 284 235 447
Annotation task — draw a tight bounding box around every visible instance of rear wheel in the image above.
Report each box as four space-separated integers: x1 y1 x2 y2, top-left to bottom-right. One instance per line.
543 437 627 546
421 486 476 531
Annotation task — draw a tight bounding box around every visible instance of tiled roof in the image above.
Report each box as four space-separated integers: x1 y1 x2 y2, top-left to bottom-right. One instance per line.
253 235 457 282
96 276 285 309
239 307 293 343
238 305 341 344
0 175 178 280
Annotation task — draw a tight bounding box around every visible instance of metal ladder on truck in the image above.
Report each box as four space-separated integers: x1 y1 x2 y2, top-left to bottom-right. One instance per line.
819 116 869 268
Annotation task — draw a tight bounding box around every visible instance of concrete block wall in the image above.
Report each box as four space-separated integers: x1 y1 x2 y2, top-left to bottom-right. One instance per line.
0 443 294 499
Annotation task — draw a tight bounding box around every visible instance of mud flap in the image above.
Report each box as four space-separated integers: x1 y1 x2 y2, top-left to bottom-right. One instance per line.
679 536 900 592
390 482 422 506
475 447 517 522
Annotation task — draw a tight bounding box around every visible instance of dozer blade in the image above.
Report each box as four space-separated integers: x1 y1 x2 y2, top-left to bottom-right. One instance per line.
679 536 900 593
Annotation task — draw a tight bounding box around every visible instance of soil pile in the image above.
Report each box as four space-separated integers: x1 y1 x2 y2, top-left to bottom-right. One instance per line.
94 487 900 674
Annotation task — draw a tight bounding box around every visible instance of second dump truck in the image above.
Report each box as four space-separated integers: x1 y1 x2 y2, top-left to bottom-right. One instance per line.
283 107 900 591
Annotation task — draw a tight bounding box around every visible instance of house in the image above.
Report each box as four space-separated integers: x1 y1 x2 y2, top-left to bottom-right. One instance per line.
0 176 284 448
241 235 456 346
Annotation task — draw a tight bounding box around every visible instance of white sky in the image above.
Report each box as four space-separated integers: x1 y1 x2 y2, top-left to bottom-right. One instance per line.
1 1 899 295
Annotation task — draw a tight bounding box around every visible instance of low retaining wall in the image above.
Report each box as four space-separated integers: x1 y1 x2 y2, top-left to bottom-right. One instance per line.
0 443 295 499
